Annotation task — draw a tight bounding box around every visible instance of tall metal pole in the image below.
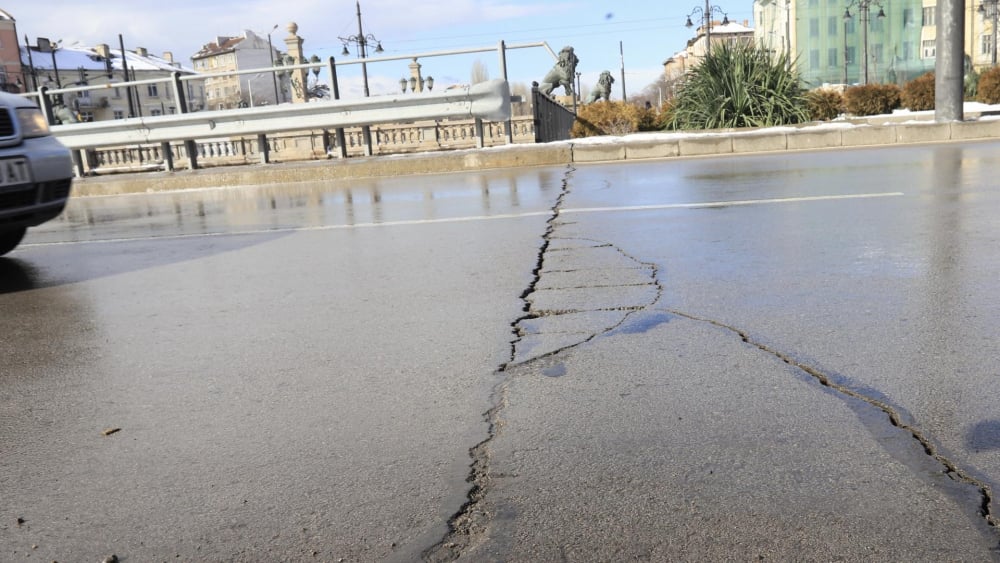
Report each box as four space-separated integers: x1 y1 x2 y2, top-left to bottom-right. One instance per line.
862 3 870 84
704 0 712 53
844 20 850 84
619 41 627 101
991 0 998 66
936 0 965 122
119 34 136 118
267 25 279 103
357 1 370 97
23 35 38 92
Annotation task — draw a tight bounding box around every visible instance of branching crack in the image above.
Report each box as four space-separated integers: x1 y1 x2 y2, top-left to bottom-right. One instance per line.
421 165 576 561
667 309 999 532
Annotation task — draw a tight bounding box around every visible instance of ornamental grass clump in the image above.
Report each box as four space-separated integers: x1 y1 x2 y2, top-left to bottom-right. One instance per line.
666 41 809 130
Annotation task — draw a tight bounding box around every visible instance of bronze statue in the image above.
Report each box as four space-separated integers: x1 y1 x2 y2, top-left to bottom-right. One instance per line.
586 71 615 103
539 46 579 97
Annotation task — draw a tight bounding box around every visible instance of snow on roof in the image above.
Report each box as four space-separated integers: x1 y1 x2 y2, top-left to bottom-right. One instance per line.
20 44 197 75
711 21 754 34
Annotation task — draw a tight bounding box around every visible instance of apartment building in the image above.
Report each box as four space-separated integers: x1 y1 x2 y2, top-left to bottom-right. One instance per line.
754 1 1000 86
19 40 206 121
191 30 284 110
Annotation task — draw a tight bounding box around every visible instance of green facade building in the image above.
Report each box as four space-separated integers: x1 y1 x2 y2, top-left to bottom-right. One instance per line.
795 0 933 86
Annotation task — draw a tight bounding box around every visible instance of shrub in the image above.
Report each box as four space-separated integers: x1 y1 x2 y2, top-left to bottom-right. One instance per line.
571 101 670 138
843 83 901 116
977 66 1000 104
901 72 935 111
966 69 981 100
667 41 809 130
804 89 845 121
571 101 642 138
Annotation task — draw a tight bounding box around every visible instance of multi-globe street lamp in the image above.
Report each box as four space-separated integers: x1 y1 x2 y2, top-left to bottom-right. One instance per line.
979 0 999 65
843 0 886 85
338 0 383 98
685 1 729 55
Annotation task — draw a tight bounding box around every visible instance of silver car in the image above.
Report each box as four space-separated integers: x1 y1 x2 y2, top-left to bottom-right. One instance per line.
0 91 74 256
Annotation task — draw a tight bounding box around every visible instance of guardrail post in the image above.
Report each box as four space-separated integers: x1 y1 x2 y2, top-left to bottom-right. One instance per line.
257 134 271 164
161 142 174 171
475 118 485 148
328 56 348 158
186 141 199 169
71 150 85 177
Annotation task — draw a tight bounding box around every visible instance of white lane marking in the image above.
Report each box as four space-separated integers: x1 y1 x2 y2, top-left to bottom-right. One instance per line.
560 192 905 214
21 192 904 247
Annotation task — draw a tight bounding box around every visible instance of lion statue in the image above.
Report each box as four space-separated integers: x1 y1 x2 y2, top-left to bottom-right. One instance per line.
539 46 579 97
586 71 615 104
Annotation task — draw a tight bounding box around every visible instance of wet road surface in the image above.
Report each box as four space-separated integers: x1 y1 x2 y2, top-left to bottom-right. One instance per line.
3 142 1000 560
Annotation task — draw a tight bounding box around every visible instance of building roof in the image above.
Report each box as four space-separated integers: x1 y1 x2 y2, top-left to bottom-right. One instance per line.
191 36 247 60
20 43 197 76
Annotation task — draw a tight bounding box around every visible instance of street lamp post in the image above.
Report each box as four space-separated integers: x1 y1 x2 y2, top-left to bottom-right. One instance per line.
844 0 887 85
338 0 383 156
979 0 999 65
685 1 729 55
339 0 383 97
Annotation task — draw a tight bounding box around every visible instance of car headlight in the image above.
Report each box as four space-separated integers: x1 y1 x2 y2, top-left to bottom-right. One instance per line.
16 107 51 138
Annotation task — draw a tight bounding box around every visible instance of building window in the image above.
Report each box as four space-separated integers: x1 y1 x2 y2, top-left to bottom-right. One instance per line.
846 46 856 65
845 18 856 34
810 49 820 68
78 111 94 122
147 84 159 97
151 108 162 116
810 18 820 37
870 16 884 32
828 16 839 36
113 110 124 119
113 86 121 98
903 8 915 28
983 34 995 56
828 48 838 67
923 7 935 26
168 106 176 114
923 40 936 59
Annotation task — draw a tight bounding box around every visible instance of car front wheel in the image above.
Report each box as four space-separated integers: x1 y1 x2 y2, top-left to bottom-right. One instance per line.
0 227 27 257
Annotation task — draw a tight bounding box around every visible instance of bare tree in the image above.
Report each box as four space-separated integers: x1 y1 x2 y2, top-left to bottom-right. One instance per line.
471 60 490 84
510 82 531 116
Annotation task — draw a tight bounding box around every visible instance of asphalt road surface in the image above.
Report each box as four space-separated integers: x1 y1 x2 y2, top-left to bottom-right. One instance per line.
2 141 999 561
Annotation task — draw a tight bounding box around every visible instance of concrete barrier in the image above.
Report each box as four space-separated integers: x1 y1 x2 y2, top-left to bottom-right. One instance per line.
842 125 898 147
572 142 626 162
623 139 681 160
894 122 953 144
678 135 734 157
732 131 788 153
786 128 843 151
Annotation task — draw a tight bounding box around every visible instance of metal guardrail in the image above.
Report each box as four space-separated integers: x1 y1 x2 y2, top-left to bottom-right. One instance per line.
54 79 510 148
52 79 511 175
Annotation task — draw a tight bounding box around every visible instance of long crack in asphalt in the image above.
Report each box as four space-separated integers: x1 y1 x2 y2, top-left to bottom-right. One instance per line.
423 166 998 561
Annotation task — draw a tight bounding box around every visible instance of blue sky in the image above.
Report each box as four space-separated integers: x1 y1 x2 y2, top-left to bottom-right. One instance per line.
15 0 754 99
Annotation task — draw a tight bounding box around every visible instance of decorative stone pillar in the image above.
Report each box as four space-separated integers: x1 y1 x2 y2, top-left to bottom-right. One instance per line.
408 58 424 93
284 22 309 103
